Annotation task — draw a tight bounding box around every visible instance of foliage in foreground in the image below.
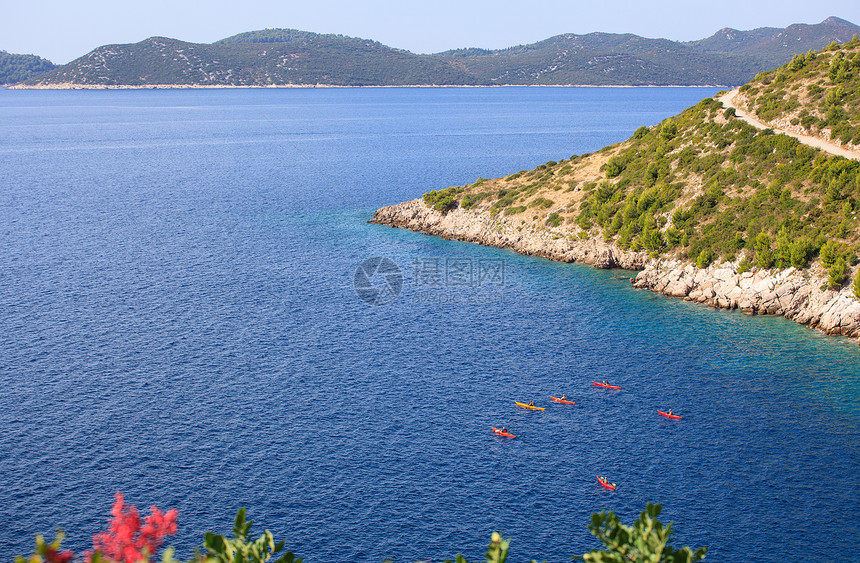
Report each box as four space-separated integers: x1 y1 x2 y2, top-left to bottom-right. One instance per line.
18 496 705 563
576 503 707 563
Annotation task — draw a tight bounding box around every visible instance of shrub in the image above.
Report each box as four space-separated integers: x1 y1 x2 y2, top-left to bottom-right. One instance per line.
696 248 714 268
578 503 707 563
820 240 839 267
529 197 554 209
546 212 563 227
18 499 707 563
738 256 752 273
854 268 860 299
504 205 527 215
828 256 849 289
423 188 460 213
755 233 774 269
659 120 678 140
644 229 666 252
202 508 301 563
461 193 486 209
789 237 813 268
604 157 626 178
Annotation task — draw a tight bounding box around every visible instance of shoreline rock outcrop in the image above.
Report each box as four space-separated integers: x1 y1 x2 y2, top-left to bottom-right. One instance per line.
372 199 860 341
370 199 650 270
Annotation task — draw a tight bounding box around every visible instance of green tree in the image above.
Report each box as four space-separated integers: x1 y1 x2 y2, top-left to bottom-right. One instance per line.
695 248 713 269
604 157 625 178
576 503 707 563
659 120 678 141
853 268 860 299
774 228 791 268
789 238 813 269
828 256 849 289
820 240 839 267
754 233 774 269
644 229 666 252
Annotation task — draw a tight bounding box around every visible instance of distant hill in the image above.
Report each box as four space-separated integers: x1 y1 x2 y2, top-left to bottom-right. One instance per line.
688 16 860 67
14 17 860 88
0 51 55 85
16 35 478 87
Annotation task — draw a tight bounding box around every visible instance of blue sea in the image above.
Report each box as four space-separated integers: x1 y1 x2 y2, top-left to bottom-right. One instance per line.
0 87 858 562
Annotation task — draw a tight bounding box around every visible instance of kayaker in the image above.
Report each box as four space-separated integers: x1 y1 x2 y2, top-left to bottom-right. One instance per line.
561 394 566 400
502 427 508 433
668 410 673 415
528 400 534 406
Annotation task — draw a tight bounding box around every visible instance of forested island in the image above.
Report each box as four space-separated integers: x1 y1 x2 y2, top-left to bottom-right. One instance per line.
9 17 860 88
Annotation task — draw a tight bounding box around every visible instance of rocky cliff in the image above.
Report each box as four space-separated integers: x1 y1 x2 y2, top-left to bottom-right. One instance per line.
372 199 860 340
371 198 649 269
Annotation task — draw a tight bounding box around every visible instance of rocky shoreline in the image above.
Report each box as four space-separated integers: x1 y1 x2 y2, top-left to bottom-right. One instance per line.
7 83 725 90
371 199 860 341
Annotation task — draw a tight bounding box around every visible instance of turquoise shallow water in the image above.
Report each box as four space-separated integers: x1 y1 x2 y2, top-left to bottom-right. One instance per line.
0 87 858 562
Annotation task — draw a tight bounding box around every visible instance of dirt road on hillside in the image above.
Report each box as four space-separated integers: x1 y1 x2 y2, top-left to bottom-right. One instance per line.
717 90 860 161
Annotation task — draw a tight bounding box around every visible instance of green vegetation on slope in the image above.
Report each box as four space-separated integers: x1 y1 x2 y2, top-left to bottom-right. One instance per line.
20 36 480 87
0 51 55 84
738 34 860 147
16 19 860 88
424 40 860 279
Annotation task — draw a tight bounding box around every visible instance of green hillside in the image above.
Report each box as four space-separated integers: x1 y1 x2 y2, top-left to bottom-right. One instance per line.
18 35 479 87
735 36 860 148
15 18 860 88
0 51 55 84
688 16 859 67
435 32 761 86
423 39 860 284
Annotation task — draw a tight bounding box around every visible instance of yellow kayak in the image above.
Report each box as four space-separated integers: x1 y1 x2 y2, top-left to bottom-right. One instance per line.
515 401 545 411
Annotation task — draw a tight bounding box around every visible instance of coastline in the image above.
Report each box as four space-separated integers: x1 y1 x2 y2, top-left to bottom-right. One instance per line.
7 83 731 90
371 199 860 342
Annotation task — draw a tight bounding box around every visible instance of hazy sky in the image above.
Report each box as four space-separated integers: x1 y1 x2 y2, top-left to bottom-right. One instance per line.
4 0 860 64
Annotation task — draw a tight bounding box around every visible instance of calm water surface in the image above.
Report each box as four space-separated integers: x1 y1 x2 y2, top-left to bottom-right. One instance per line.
0 87 858 562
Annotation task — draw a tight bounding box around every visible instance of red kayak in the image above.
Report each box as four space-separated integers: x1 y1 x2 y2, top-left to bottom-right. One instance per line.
597 476 616 490
491 426 516 438
550 396 575 405
593 381 621 390
658 410 683 420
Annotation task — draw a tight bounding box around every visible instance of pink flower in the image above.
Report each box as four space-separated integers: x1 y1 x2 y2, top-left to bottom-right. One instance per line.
88 493 178 563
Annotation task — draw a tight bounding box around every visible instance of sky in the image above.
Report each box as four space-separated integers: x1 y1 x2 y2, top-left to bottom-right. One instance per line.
3 0 860 65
